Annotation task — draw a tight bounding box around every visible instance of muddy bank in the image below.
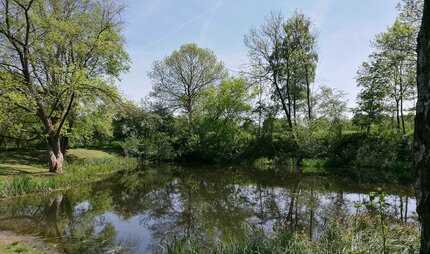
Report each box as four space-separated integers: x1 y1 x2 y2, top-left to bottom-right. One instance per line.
0 231 58 254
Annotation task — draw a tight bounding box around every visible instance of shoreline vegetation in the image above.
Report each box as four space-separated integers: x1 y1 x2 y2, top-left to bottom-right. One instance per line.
0 149 137 199
165 214 419 254
0 148 413 199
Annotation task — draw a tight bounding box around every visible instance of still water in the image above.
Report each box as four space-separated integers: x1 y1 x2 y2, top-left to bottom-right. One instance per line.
0 165 417 253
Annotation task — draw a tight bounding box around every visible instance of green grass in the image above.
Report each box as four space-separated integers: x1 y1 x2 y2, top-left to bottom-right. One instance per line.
0 149 137 198
0 241 49 254
66 149 115 160
301 159 328 168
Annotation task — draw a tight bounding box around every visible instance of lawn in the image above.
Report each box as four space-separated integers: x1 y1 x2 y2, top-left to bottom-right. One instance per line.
0 149 137 198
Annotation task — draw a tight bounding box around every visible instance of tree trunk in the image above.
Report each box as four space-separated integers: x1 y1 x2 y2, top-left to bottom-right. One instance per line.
305 65 312 120
293 95 297 125
396 99 401 132
414 1 430 253
47 135 64 174
273 70 293 128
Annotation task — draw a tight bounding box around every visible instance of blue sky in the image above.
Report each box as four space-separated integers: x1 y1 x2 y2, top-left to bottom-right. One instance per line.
118 0 399 107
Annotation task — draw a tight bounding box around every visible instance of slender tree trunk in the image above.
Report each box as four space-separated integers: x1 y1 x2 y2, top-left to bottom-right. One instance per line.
401 98 406 134
405 196 409 223
286 68 293 126
396 99 401 132
293 95 297 125
47 135 64 174
414 1 430 252
273 70 293 128
305 65 312 120
400 68 406 134
400 196 404 221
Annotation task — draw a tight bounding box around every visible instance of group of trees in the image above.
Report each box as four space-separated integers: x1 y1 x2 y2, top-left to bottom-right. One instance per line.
244 11 319 128
354 0 423 134
0 0 420 168
112 11 353 164
1 0 430 252
0 0 423 172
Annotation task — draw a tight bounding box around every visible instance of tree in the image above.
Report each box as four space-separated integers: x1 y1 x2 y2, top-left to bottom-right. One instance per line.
316 85 348 134
397 0 425 30
244 11 293 128
354 62 387 133
197 78 254 161
149 43 226 125
414 0 430 252
244 11 318 127
68 102 115 148
283 12 318 121
112 100 176 162
0 0 129 173
372 21 417 133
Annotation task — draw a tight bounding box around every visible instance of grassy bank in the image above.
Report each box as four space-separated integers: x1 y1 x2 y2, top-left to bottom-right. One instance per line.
0 149 137 198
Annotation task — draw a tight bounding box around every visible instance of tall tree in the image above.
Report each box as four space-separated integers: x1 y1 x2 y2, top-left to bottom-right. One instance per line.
244 11 318 127
0 0 129 173
283 12 318 121
414 0 430 252
149 43 226 125
244 11 293 128
372 21 417 133
397 0 425 30
354 61 387 133
316 85 348 135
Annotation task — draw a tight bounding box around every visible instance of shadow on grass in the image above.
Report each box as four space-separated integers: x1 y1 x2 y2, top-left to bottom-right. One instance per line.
0 150 46 166
0 150 47 177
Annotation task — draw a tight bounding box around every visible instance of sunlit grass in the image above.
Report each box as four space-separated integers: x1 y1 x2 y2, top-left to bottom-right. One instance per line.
67 149 115 160
0 149 137 198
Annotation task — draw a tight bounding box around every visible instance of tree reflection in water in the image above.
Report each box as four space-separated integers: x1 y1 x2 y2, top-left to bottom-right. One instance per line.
0 165 417 253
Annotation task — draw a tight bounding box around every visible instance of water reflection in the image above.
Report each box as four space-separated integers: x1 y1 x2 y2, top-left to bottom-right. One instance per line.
0 165 417 253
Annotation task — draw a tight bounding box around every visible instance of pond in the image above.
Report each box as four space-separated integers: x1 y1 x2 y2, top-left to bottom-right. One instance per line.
0 165 417 253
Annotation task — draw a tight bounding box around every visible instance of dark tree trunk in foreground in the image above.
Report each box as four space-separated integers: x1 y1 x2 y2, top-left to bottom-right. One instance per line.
414 1 430 253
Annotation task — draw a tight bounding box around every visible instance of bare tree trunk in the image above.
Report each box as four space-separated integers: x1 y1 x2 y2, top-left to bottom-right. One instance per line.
273 70 293 128
396 99 401 132
400 68 407 134
293 95 297 125
305 65 312 120
414 1 430 252
47 135 64 174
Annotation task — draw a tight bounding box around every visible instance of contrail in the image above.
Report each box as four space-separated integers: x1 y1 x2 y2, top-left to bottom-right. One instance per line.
142 6 215 49
199 0 225 43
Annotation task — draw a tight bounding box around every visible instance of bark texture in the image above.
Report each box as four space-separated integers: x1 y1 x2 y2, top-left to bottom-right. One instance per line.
414 1 430 253
47 135 64 174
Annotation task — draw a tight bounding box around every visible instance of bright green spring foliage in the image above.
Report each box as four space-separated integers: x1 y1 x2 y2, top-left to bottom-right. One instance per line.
149 43 227 124
0 0 129 170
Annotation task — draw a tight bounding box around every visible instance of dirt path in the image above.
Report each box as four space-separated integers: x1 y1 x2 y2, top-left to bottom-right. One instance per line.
0 231 58 254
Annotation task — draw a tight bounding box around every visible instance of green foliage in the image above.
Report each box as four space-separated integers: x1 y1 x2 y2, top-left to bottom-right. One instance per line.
113 101 176 162
354 61 388 133
149 43 227 123
195 78 255 162
69 103 115 148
